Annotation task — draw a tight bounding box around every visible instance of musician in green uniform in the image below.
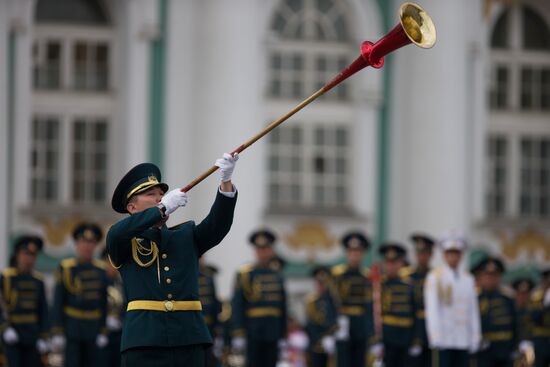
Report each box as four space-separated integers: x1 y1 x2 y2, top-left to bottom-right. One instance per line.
305 265 338 367
401 233 435 367
376 242 416 367
101 247 126 367
476 256 516 367
51 223 109 367
511 277 535 365
106 154 238 367
198 260 222 367
529 269 550 367
331 231 373 367
230 229 288 367
0 235 49 367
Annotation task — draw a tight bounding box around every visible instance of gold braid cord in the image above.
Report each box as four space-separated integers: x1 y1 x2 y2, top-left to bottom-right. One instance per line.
131 238 160 283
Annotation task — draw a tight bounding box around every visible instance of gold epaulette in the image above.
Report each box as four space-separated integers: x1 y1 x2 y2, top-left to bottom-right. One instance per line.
531 289 544 302
238 264 254 274
2 267 17 277
92 259 106 269
331 264 347 276
361 267 370 278
31 270 44 281
304 292 319 305
399 266 414 279
60 258 77 269
476 286 482 296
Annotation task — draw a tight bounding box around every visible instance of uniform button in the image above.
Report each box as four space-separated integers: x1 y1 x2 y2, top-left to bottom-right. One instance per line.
166 278 172 284
167 293 173 299
164 266 169 272
161 253 167 259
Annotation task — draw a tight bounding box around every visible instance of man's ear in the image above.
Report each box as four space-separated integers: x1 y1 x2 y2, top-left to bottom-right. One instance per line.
126 201 135 214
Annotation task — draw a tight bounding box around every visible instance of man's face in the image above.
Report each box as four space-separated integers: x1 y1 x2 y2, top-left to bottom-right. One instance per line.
480 271 501 291
384 258 403 277
416 250 432 268
443 250 462 269
255 246 274 266
75 239 97 262
127 186 165 214
16 249 37 271
346 248 364 268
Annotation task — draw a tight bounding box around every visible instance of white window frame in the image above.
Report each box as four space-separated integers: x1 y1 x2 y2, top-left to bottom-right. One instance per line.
486 3 550 221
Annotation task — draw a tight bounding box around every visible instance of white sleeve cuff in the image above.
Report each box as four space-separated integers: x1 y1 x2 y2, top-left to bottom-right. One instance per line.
219 185 237 198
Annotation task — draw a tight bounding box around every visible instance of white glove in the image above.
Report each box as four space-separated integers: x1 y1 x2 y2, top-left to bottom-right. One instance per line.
278 339 289 361
106 315 122 331
213 336 224 359
160 189 188 215
519 340 534 353
335 315 349 341
544 288 550 307
215 153 239 182
408 344 422 356
321 335 336 354
2 327 19 345
96 334 109 348
50 335 66 351
232 336 246 351
36 338 49 354
369 343 384 359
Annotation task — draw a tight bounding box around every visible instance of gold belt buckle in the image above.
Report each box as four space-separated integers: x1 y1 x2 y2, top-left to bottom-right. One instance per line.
164 300 174 311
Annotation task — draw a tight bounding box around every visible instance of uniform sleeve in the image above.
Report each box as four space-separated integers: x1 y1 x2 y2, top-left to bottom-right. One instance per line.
424 271 439 348
230 272 246 337
51 266 66 335
38 280 50 338
468 278 481 352
100 270 109 335
194 190 237 256
281 278 288 338
0 274 7 329
106 207 164 266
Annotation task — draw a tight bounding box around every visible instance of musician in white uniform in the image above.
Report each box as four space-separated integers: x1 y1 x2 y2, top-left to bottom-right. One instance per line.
424 232 481 367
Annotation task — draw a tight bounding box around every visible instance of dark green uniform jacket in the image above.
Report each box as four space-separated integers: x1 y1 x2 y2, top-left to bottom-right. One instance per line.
106 190 236 351
400 266 429 347
231 263 287 341
478 289 517 357
0 268 49 344
305 289 338 353
52 258 108 340
381 276 416 347
331 264 374 341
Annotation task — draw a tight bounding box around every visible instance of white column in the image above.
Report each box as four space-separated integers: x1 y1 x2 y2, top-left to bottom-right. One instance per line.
0 0 9 265
10 0 36 232
113 0 158 174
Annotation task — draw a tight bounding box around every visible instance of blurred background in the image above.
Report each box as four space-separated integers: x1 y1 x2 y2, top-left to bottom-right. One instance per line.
0 0 549 308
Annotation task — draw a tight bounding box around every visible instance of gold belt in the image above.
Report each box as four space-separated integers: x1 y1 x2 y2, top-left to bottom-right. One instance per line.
483 331 513 341
64 306 102 320
245 307 281 318
340 306 365 316
127 300 202 312
382 315 414 327
9 314 38 324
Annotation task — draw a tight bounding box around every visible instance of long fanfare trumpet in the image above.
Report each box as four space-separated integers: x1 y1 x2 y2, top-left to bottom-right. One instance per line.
181 2 436 193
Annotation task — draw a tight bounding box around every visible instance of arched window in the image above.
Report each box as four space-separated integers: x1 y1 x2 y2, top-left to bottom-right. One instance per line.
486 3 550 220
266 0 355 213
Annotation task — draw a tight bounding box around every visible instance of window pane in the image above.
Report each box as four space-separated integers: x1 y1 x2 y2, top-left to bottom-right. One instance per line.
523 6 550 50
31 117 60 202
490 9 509 49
